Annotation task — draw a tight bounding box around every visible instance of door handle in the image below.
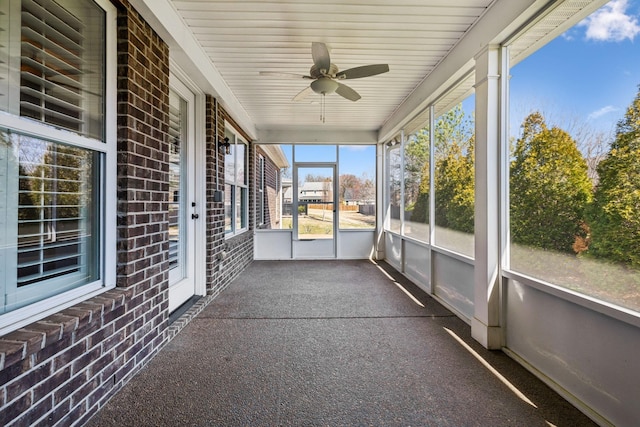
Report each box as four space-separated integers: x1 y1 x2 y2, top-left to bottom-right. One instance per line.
191 213 199 219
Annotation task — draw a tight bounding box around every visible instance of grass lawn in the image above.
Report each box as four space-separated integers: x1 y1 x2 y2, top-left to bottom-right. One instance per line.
511 244 640 312
282 208 375 234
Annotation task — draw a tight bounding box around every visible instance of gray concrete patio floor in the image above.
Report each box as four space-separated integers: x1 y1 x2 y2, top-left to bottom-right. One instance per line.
87 260 596 426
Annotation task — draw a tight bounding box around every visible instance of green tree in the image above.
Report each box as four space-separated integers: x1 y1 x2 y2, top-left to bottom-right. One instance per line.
432 104 475 232
411 160 430 224
510 112 592 253
404 128 430 208
410 104 475 227
434 104 474 156
434 136 475 233
588 87 640 266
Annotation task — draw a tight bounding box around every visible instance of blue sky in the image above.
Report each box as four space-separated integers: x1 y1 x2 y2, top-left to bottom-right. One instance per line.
509 0 640 139
280 144 376 180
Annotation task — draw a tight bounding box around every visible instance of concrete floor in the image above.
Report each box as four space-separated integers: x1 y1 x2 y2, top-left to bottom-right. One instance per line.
87 260 596 426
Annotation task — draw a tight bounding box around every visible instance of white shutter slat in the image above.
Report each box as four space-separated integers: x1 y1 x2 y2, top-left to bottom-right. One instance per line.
20 85 83 114
17 237 86 257
20 66 82 99
16 218 84 228
0 6 9 109
20 101 83 127
20 0 85 134
21 26 84 72
22 0 84 44
168 94 182 270
17 263 85 286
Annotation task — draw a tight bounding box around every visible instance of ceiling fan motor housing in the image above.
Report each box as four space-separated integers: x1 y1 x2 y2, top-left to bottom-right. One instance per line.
309 63 339 79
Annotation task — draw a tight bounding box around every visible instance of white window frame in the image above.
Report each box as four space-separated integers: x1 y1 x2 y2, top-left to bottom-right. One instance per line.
258 154 265 227
384 142 403 234
225 123 248 237
0 0 116 335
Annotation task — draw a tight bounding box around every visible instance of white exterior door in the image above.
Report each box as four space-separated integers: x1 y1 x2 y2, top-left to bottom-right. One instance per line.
168 78 198 313
293 164 336 258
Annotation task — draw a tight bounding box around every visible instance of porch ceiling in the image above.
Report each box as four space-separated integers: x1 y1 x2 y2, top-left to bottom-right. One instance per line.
133 0 545 142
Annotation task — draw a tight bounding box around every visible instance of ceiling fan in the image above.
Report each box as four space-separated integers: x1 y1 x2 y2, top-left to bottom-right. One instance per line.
259 42 389 103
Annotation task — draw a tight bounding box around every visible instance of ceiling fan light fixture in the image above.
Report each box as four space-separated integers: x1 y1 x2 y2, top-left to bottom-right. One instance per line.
258 42 389 104
310 77 338 95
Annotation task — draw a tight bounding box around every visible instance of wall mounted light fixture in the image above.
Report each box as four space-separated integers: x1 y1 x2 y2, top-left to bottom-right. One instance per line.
218 137 231 154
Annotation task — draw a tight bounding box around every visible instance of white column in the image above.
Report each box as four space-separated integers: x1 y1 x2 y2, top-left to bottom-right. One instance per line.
472 45 502 349
375 142 385 260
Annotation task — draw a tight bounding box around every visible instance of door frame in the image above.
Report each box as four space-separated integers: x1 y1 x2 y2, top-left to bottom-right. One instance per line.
168 66 206 313
292 162 337 258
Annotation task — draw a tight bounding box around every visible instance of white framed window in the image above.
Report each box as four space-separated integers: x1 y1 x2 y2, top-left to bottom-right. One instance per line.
385 143 402 234
505 0 640 314
224 124 248 236
0 0 116 334
258 154 265 227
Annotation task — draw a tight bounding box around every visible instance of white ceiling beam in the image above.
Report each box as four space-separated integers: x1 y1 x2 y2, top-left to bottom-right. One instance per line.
128 0 257 140
257 128 378 145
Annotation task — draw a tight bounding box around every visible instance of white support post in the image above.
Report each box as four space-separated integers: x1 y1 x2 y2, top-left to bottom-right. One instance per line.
375 143 385 260
472 45 502 349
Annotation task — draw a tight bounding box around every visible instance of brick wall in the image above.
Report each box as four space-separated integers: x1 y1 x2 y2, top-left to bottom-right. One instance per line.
112 0 170 382
0 2 171 425
0 2 257 426
204 96 226 293
212 100 255 289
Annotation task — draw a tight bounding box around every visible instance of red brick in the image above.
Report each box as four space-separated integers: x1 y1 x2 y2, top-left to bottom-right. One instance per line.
6 361 51 402
0 340 26 371
0 392 32 426
2 330 44 358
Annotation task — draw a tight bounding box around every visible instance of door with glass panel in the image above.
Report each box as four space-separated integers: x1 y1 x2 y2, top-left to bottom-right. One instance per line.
168 81 197 313
293 165 336 258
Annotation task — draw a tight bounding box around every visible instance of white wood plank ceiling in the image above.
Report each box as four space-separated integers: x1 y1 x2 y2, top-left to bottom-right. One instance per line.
170 0 496 136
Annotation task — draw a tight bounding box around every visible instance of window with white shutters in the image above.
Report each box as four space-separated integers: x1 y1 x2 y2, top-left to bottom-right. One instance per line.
1 128 100 312
258 155 265 226
168 89 186 273
224 126 248 236
0 0 114 328
1 0 104 138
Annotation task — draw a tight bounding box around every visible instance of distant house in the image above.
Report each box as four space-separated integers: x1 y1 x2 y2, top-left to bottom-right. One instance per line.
282 180 331 204
298 181 332 203
282 178 293 204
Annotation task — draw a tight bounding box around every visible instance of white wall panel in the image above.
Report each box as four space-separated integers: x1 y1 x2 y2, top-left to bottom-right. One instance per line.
433 251 474 321
384 232 402 271
254 231 292 260
293 239 335 259
337 230 374 259
505 279 640 426
403 240 430 293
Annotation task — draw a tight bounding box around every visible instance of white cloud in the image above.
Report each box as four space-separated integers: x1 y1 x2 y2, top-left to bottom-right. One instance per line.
343 146 369 151
579 0 640 41
588 105 619 120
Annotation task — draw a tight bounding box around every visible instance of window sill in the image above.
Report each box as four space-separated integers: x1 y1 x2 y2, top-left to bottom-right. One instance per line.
0 288 132 371
225 228 249 240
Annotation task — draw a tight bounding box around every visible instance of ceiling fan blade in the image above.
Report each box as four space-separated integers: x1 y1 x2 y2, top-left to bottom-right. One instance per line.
259 71 312 79
335 83 361 102
336 64 389 80
312 42 331 74
293 86 315 102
